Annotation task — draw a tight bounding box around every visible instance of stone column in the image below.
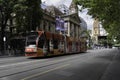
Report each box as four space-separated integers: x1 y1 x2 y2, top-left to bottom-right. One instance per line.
67 22 70 36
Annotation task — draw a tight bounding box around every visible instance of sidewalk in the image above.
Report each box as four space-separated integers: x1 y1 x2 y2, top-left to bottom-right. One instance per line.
0 50 24 58
0 54 24 58
100 49 120 80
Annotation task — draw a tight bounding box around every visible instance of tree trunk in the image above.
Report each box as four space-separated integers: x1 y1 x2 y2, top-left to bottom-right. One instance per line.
0 23 5 55
0 13 8 55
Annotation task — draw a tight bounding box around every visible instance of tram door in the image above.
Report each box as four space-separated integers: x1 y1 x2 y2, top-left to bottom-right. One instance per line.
38 34 48 56
68 41 72 53
49 40 54 53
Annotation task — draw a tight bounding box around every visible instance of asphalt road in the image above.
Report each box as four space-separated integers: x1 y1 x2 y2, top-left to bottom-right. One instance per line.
0 48 120 80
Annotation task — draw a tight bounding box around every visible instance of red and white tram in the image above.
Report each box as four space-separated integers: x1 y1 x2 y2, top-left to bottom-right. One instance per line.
25 31 87 57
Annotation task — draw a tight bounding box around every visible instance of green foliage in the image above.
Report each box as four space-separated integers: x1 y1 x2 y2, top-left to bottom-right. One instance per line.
0 0 16 24
0 0 18 51
14 0 42 32
74 0 120 42
0 0 42 33
0 0 42 51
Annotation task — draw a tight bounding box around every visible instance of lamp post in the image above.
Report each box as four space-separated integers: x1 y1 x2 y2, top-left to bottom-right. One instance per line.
60 17 66 53
64 30 67 53
56 16 66 53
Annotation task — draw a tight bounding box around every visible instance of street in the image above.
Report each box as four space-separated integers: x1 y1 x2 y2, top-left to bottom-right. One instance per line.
0 48 120 80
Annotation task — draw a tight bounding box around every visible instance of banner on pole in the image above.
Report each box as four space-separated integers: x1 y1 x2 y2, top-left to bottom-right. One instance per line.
55 16 65 31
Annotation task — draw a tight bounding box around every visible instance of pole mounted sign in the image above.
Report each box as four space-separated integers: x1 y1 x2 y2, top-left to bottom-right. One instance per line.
55 16 67 53
55 16 65 31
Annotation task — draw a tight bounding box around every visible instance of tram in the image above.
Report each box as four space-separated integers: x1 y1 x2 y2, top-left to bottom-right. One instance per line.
25 31 87 57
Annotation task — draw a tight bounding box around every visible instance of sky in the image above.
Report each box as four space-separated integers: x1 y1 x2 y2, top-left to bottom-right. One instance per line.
41 0 94 30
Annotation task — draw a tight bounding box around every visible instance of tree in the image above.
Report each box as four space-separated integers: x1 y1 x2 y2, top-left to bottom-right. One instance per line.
14 0 42 32
80 30 92 48
0 0 43 54
74 0 120 42
0 0 17 53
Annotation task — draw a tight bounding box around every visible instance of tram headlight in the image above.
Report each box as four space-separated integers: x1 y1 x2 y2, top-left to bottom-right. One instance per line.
25 48 37 52
25 45 37 52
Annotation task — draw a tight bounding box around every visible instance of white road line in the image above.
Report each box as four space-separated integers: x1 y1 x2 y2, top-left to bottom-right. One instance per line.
21 64 70 80
0 54 82 68
0 60 47 68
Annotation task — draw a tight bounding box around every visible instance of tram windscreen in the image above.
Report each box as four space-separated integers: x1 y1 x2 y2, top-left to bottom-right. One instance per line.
26 32 38 46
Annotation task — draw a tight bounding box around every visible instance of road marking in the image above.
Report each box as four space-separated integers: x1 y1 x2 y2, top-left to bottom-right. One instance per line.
0 58 68 68
0 60 48 68
21 64 70 80
0 55 79 68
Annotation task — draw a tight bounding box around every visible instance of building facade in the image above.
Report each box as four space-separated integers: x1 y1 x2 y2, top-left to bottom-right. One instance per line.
40 0 82 40
92 18 108 47
92 18 100 44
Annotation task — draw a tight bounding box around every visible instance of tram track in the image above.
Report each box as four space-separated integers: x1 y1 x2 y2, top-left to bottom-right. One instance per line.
0 49 113 78
0 59 67 78
0 53 85 78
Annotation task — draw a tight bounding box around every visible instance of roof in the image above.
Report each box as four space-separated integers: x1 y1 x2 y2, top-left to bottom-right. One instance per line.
45 5 64 16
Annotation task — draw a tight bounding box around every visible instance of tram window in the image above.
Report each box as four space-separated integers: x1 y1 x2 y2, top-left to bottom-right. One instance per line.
28 35 37 40
69 42 72 46
27 41 36 46
38 34 45 48
28 32 38 37
53 39 58 49
26 35 38 46
61 41 64 45
76 42 78 46
51 40 53 44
